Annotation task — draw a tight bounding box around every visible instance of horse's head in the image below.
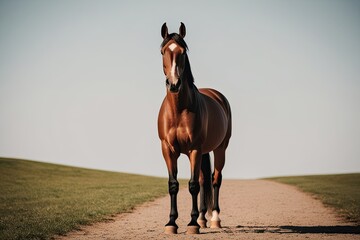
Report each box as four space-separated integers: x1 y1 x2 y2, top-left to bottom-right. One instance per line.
160 22 188 93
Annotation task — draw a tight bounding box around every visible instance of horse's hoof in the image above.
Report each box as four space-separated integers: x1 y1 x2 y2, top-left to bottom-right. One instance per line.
197 219 207 228
186 225 200 234
210 220 221 228
164 225 177 234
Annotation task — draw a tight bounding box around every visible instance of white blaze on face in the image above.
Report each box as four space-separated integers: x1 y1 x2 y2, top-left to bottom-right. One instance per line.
168 43 177 52
168 43 178 84
170 58 177 81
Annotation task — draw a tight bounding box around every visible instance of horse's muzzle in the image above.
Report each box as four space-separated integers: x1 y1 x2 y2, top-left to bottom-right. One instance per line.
166 79 181 93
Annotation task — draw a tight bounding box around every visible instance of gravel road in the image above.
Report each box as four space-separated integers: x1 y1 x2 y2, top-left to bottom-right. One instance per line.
57 180 360 240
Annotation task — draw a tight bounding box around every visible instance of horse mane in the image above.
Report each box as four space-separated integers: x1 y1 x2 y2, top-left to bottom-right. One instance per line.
184 54 195 88
161 33 195 88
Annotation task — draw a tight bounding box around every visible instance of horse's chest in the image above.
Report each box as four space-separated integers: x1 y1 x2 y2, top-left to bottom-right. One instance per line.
163 110 205 153
175 115 204 150
176 125 193 144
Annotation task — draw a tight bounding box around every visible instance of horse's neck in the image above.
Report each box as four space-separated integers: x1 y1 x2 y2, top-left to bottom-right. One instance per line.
166 83 196 113
167 55 197 113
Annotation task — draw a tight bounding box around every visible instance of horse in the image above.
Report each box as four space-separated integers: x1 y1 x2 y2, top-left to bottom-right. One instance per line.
157 22 232 234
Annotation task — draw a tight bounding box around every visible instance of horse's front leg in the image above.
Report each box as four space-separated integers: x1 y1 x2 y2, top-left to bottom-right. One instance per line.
187 149 202 234
161 141 180 234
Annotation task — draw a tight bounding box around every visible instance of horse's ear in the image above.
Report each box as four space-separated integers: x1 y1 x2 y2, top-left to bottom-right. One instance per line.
179 22 186 38
161 22 168 39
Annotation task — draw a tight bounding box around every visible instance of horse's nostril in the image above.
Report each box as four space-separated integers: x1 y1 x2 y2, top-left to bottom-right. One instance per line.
169 84 177 92
166 79 170 85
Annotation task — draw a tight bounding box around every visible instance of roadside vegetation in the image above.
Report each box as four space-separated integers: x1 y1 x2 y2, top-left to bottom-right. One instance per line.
268 173 360 223
0 157 180 240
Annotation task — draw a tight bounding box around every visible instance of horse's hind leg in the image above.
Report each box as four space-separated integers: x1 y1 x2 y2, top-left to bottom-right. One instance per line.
198 153 212 228
211 147 225 228
198 170 207 228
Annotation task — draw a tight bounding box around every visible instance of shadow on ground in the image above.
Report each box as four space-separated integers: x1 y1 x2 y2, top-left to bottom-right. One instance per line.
232 225 360 234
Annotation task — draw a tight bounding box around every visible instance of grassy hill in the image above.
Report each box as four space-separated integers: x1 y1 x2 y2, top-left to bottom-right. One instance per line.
268 173 360 223
0 157 174 240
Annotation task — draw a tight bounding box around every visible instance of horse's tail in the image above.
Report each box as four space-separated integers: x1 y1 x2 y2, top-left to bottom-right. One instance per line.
201 153 213 215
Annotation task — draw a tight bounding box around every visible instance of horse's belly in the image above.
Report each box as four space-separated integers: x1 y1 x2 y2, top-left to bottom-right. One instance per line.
202 99 228 153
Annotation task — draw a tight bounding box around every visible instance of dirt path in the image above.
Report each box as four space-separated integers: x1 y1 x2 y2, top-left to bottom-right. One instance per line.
57 180 359 239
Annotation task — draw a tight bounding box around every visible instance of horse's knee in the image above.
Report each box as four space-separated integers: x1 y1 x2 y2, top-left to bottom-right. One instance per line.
212 172 222 187
168 179 179 195
188 180 200 195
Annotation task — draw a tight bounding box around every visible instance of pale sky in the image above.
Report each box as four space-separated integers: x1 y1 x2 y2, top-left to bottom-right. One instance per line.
0 0 359 179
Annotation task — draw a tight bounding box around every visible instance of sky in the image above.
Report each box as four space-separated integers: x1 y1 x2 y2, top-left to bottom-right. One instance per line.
0 0 359 179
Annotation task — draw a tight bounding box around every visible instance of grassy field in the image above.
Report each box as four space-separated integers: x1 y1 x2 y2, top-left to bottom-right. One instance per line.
268 173 360 223
0 157 183 240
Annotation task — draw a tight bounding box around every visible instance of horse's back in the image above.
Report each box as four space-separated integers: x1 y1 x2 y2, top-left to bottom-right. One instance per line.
199 88 232 151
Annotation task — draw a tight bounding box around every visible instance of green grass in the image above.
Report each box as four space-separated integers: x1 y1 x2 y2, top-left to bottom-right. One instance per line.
267 173 360 223
0 157 180 240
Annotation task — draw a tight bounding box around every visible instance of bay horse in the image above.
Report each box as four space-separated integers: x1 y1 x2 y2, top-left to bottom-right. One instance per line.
158 22 232 234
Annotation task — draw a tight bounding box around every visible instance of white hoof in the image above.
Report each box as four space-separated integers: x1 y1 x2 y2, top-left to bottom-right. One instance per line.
210 210 221 228
210 220 221 228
